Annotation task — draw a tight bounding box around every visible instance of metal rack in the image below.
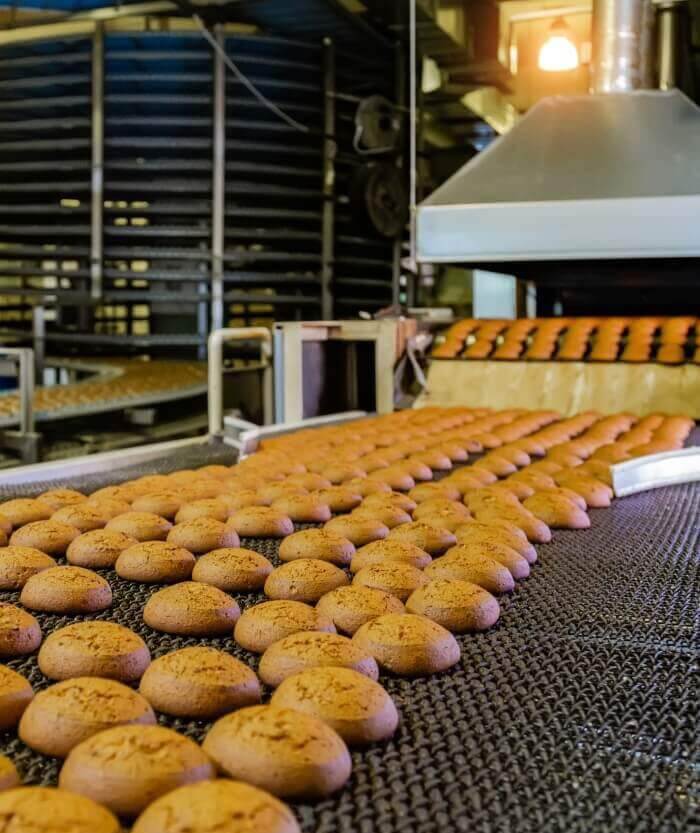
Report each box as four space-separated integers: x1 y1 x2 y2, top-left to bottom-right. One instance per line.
0 20 401 354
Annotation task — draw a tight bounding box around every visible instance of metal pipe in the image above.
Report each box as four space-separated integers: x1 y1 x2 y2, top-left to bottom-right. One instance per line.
32 305 45 384
321 37 335 320
591 0 653 92
211 24 226 332
392 40 406 308
409 0 417 271
657 2 685 90
90 23 104 301
208 327 272 435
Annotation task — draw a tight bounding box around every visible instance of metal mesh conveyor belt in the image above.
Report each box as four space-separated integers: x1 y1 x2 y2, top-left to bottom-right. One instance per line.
1 438 698 833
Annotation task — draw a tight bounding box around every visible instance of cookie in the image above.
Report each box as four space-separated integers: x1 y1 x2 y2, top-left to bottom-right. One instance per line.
454 520 537 563
523 493 591 529
0 664 33 729
313 486 363 514
278 528 355 567
20 566 112 614
116 541 196 583
0 787 120 832
352 562 428 602
0 755 19 792
264 559 349 603
65 530 136 569
388 521 456 555
175 498 232 524
192 547 273 591
131 779 301 833
59 724 215 818
0 603 42 657
9 520 79 556
316 585 405 635
397 459 433 482
0 498 52 528
425 552 515 594
324 515 389 547
38 621 150 682
445 541 530 579
234 600 336 653
352 613 460 676
361 492 417 513
259 632 379 687
409 482 462 503
271 666 398 746
226 507 294 538
0 546 56 590
83 496 131 520
51 505 108 533
105 511 172 541
271 494 332 523
367 466 416 491
554 471 613 507
139 646 260 718
351 539 431 573
19 677 156 757
38 488 86 512
344 478 392 497
131 491 184 519
143 582 240 636
203 705 351 799
475 504 553 544
321 462 367 484
406 579 500 632
167 517 240 554
351 504 412 529
285 472 332 491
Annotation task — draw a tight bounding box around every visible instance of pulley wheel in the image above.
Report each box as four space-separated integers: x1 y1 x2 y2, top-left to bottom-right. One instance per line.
350 163 408 239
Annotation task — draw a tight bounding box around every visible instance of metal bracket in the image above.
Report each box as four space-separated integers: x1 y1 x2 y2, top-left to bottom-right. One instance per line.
612 446 700 496
208 327 273 435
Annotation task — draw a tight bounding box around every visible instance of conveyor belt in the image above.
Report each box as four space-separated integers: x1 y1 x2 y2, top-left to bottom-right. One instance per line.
0 358 207 428
0 433 697 833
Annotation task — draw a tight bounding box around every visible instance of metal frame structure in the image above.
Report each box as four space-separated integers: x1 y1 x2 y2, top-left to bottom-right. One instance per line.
0 347 39 463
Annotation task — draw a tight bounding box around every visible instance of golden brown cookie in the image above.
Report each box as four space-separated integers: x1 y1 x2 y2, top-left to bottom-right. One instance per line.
130 491 184 519
105 511 172 541
316 585 405 635
0 498 52 528
523 492 590 529
0 603 42 658
139 646 260 718
259 631 378 687
445 541 530 579
9 520 79 556
0 786 120 832
37 488 86 512
271 494 332 523
352 612 460 676
351 539 431 573
0 755 19 792
226 507 294 538
278 528 355 567
167 517 240 554
19 677 156 757
351 505 411 530
84 496 131 520
65 529 136 570
51 505 108 533
192 547 273 591
344 477 392 497
131 779 301 833
425 552 515 594
115 540 196 583
352 562 428 602
0 664 33 730
264 559 349 604
143 582 240 636
271 666 397 746
313 486 363 514
175 498 232 524
203 705 351 799
412 497 468 522
367 466 416 491
361 492 417 514
388 521 456 555
285 472 331 491
553 471 613 507
406 579 500 632
475 504 553 544
323 515 389 547
59 724 215 818
20 566 112 614
0 546 56 590
38 621 150 682
454 520 537 563
234 600 336 653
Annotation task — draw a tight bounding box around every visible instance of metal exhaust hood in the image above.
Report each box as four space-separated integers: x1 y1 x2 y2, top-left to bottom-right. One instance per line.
417 88 700 263
416 0 700 265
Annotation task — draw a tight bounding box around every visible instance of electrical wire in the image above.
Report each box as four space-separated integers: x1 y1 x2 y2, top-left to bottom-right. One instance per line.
192 14 310 134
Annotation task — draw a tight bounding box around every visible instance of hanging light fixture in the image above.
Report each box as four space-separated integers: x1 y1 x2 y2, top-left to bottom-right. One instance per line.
538 17 580 72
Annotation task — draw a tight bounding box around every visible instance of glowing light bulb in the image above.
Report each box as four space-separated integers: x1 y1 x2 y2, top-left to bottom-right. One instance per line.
538 19 579 72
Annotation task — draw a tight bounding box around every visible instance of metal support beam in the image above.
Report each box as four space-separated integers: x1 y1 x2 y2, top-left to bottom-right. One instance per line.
211 24 226 333
321 38 336 320
392 40 406 308
90 23 104 301
32 305 45 384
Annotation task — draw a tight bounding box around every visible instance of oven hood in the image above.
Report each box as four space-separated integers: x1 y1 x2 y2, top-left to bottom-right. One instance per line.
416 89 700 263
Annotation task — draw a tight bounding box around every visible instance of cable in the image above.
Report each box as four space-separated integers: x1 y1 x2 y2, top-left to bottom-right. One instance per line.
192 15 310 134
